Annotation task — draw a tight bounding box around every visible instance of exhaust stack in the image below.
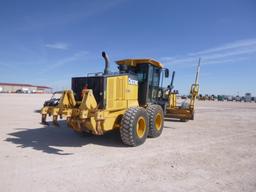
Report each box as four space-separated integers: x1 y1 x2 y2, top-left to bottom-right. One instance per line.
102 51 110 75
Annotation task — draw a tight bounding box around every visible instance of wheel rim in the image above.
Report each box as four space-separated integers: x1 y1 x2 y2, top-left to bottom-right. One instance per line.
155 112 162 131
136 117 146 138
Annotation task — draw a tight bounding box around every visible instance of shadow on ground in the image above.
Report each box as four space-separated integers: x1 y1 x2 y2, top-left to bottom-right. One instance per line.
164 118 184 122
5 122 125 155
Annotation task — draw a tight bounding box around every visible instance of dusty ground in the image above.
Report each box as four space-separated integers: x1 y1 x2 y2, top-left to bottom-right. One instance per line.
0 94 256 192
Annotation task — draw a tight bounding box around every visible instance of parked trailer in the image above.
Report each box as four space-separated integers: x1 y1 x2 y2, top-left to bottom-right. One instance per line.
217 95 224 101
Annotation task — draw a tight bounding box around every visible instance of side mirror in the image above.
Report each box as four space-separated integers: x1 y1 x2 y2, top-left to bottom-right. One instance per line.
165 69 169 78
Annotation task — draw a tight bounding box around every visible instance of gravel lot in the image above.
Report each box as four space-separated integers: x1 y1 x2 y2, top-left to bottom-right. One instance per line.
0 94 256 192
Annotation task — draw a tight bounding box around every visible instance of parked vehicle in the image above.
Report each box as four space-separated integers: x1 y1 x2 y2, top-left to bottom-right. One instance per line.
198 94 205 100
181 95 188 99
204 94 209 100
212 94 217 100
227 95 233 101
235 95 242 102
16 89 25 93
244 93 252 102
43 91 63 107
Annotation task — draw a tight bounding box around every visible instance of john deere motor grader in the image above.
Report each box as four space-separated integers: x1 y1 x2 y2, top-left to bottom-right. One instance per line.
41 52 170 146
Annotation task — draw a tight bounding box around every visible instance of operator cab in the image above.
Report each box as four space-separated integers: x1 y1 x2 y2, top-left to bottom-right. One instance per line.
116 59 169 107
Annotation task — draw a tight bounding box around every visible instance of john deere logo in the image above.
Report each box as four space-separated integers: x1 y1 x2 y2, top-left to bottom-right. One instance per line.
128 78 138 85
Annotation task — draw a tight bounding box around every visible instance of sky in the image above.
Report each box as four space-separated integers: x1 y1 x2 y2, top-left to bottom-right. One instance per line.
0 0 256 95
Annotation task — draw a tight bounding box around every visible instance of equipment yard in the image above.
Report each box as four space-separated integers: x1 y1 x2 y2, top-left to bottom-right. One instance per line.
1 94 256 192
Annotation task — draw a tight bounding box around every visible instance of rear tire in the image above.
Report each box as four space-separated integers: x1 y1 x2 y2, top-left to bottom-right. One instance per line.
146 105 164 138
120 107 149 146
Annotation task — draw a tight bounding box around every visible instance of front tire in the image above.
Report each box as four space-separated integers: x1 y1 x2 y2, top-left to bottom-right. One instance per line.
120 107 149 146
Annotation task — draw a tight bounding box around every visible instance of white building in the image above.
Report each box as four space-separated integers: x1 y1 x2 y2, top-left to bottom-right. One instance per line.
0 82 52 93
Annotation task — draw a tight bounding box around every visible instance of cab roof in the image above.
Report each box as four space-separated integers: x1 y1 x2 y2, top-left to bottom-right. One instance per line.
116 59 163 68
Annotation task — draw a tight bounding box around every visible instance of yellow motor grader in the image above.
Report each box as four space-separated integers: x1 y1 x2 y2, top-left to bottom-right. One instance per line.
41 52 170 146
41 52 199 146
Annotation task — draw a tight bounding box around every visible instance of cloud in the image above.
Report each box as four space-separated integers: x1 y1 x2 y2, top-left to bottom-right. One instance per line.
189 38 256 56
161 38 256 66
45 43 69 50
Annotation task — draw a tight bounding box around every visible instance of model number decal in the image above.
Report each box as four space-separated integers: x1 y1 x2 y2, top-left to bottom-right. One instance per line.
128 78 138 85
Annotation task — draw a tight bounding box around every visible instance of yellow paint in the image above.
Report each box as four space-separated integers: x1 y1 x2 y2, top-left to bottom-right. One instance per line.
116 59 163 68
79 89 97 110
41 90 76 121
189 84 199 109
58 90 76 108
136 116 146 138
168 93 177 108
41 74 140 135
106 75 138 111
155 112 162 131
166 65 200 121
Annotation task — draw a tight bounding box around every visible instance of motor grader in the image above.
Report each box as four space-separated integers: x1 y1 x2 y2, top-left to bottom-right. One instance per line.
41 52 170 146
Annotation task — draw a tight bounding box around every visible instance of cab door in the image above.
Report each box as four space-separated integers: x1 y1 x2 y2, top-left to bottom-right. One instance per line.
147 65 161 103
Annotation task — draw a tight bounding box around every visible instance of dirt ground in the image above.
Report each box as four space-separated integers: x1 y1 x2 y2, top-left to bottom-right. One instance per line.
0 94 256 192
